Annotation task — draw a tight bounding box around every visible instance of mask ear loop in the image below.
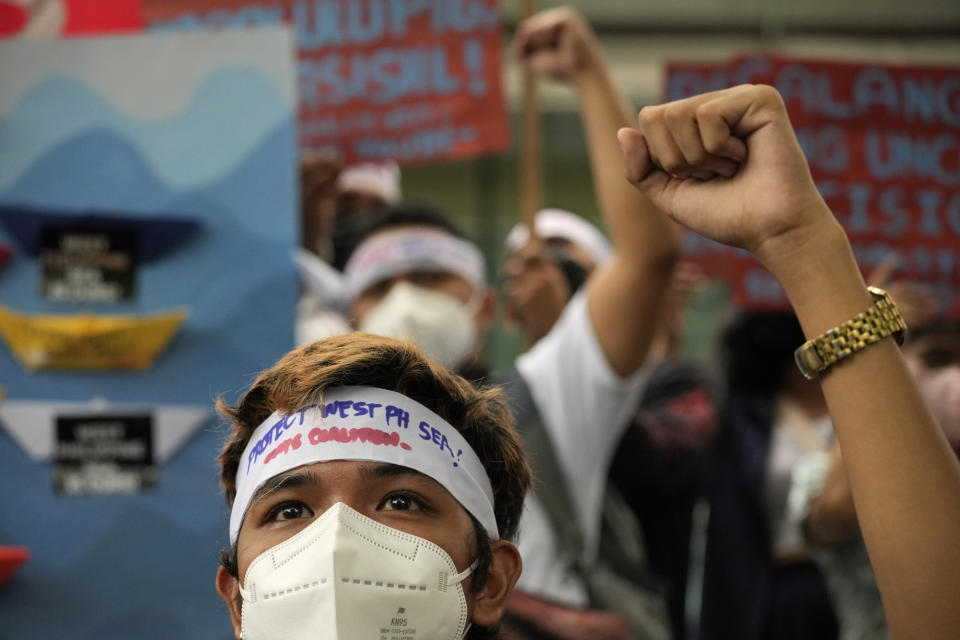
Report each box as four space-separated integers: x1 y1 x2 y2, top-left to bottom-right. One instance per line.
449 558 480 640
452 558 480 585
238 580 254 604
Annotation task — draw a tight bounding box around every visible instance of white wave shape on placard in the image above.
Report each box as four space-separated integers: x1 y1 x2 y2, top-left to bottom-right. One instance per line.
0 398 211 463
0 66 291 192
0 27 294 119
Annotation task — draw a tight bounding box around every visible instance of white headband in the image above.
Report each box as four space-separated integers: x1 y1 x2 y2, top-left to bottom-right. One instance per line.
343 229 486 302
230 386 498 543
506 208 612 266
336 161 402 205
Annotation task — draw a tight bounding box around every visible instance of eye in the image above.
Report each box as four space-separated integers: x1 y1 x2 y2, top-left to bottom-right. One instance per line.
522 253 548 270
410 271 447 287
268 501 314 522
365 279 392 298
379 493 425 512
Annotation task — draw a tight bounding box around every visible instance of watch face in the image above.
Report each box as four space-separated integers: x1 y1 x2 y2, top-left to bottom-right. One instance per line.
794 342 824 380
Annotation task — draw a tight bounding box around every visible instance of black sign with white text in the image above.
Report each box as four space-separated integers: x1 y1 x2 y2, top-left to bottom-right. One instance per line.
54 414 155 495
40 227 137 302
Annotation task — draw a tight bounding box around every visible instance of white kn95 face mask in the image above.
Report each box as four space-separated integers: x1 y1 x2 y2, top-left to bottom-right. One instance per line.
358 281 478 371
239 502 476 640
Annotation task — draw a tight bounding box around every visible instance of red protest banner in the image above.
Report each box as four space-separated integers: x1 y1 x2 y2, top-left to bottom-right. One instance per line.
0 0 140 37
142 0 510 166
663 60 729 102
664 56 960 316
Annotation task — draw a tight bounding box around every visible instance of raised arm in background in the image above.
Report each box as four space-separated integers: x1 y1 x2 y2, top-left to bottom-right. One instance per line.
618 83 960 640
514 7 680 376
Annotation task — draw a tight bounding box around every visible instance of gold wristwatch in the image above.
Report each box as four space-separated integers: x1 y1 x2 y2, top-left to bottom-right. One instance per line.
794 286 906 380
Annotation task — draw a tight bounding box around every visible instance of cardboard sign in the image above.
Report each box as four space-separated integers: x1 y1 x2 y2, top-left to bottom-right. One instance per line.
54 414 155 495
40 226 137 302
664 56 960 315
143 0 510 165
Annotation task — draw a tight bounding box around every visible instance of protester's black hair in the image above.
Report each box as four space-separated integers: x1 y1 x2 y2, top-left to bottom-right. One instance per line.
908 318 960 343
721 310 806 396
332 202 468 270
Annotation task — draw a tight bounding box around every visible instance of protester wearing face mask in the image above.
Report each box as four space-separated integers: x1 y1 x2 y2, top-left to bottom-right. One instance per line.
787 315 960 640
343 206 495 377
329 161 404 270
300 157 401 263
214 333 531 640
295 158 403 346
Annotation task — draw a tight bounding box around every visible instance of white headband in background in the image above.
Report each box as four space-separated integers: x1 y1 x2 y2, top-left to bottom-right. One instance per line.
343 228 486 302
335 161 402 205
230 386 498 543
505 208 612 267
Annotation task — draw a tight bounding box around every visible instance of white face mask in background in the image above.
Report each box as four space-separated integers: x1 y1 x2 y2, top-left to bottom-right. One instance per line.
916 365 960 450
359 281 478 371
240 502 476 640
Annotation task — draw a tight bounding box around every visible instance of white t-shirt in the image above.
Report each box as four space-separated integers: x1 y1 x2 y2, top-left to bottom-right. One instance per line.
764 396 833 558
514 291 650 606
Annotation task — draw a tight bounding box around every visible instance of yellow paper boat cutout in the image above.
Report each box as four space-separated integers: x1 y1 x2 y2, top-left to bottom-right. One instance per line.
0 306 187 371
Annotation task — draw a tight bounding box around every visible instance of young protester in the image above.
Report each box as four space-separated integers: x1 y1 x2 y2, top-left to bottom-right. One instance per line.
506 11 716 637
700 311 838 640
504 187 718 640
214 333 530 639
618 83 960 640
703 272 940 640
295 158 403 345
299 155 401 263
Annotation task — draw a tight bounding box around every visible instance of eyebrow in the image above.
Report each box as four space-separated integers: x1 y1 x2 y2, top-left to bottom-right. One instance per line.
248 463 442 507
358 462 440 487
249 469 319 506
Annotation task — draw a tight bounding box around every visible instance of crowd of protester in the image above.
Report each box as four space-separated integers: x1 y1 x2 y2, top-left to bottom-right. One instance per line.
211 7 960 640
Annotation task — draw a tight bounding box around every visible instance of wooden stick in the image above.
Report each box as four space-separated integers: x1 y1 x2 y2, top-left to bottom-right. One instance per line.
518 0 541 239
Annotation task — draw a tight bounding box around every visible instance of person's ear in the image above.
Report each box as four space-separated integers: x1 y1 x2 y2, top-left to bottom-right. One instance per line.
470 540 522 628
473 288 498 336
216 565 243 639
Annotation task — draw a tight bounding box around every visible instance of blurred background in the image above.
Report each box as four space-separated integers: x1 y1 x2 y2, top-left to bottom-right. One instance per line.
0 1 957 639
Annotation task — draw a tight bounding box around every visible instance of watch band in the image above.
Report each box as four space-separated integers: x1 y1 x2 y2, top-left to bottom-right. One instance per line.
794 286 907 380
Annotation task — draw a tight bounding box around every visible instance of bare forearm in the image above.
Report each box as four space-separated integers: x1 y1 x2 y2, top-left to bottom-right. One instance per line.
514 7 678 375
574 56 678 375
574 67 678 269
